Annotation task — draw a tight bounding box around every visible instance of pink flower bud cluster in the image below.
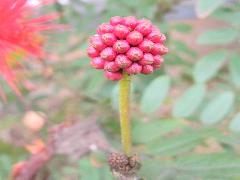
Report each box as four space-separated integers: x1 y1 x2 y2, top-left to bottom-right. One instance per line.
87 16 168 81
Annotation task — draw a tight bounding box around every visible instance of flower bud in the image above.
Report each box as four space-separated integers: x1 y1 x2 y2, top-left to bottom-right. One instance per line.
104 61 120 72
135 21 152 36
153 55 164 65
141 65 154 74
125 63 142 75
97 23 114 34
115 55 132 68
100 47 116 61
151 43 168 55
105 71 123 80
87 46 99 58
138 39 154 53
124 16 138 30
90 57 105 69
110 16 125 26
114 24 130 39
101 33 117 46
113 40 130 54
139 53 154 65
126 47 143 61
126 31 143 46
90 35 106 51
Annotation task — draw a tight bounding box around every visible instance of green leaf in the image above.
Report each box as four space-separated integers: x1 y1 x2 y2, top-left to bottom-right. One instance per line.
147 128 221 156
193 50 228 83
138 4 156 19
139 159 169 179
229 53 240 88
79 157 100 179
173 40 197 58
78 157 113 180
213 10 240 26
132 119 183 144
0 155 12 178
196 0 225 18
173 23 192 33
220 134 240 147
197 28 238 45
229 113 240 133
84 71 105 95
141 153 240 179
200 91 235 125
173 84 206 118
175 153 240 179
140 75 171 114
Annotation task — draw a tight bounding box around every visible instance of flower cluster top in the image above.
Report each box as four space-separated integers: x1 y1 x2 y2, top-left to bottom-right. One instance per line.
87 16 168 81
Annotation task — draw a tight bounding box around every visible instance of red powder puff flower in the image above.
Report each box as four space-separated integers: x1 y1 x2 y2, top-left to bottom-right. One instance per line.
0 0 63 99
87 16 168 81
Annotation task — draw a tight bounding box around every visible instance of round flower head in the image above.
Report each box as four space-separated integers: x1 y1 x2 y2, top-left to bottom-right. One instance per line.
87 16 168 81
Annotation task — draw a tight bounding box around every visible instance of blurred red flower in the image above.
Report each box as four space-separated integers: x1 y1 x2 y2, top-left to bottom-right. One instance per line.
0 0 62 99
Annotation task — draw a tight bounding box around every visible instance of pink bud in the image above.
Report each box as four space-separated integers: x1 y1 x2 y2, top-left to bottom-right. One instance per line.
124 16 138 30
89 35 106 51
141 65 154 74
138 39 154 53
110 16 125 26
90 57 105 69
159 45 169 55
126 31 143 46
151 44 168 55
104 61 120 72
125 63 142 75
153 55 164 65
126 47 143 61
100 47 116 61
139 53 154 65
113 40 130 54
135 21 152 36
105 71 123 81
159 34 166 43
147 31 165 43
115 54 132 68
97 23 114 34
87 46 99 58
101 33 117 46
114 24 130 39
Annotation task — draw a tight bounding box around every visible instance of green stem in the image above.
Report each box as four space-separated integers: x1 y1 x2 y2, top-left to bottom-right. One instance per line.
119 72 131 155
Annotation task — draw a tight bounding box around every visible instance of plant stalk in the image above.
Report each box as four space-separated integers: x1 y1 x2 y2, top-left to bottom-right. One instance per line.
119 72 131 155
